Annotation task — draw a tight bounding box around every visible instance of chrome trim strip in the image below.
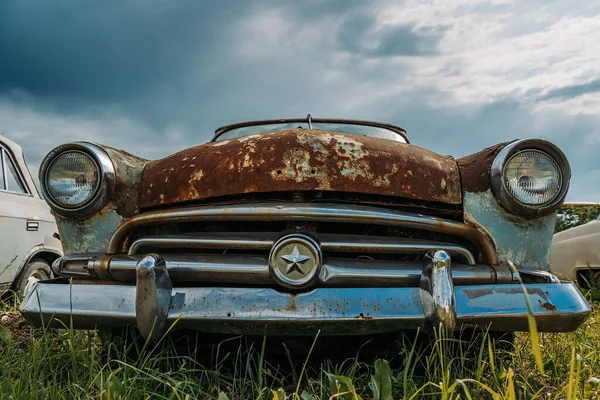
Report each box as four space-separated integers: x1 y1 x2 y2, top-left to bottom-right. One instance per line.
108 203 498 264
127 232 477 265
107 254 272 283
21 282 591 335
321 235 476 264
128 233 277 255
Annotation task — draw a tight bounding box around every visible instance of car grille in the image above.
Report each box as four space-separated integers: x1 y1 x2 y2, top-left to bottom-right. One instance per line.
57 202 507 288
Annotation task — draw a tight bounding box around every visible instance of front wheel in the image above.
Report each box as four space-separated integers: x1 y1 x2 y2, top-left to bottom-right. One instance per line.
16 259 53 299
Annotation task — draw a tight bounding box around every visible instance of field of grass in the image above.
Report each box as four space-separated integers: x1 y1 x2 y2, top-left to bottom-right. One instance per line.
0 294 599 399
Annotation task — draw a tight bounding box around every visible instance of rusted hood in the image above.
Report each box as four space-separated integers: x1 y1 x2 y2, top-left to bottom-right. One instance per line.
139 129 461 208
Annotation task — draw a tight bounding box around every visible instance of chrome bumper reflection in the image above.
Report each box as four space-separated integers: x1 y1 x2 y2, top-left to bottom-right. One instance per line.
21 280 591 336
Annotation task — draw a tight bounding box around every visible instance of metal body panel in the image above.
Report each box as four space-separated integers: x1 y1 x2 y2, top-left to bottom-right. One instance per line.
55 211 123 256
550 219 600 281
139 129 462 208
464 190 556 270
21 281 590 335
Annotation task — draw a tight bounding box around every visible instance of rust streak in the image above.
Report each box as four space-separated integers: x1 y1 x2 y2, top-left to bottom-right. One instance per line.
355 313 374 320
540 301 557 312
287 295 297 311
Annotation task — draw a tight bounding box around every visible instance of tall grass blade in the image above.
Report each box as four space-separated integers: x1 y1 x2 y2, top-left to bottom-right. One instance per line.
294 330 321 400
508 260 544 374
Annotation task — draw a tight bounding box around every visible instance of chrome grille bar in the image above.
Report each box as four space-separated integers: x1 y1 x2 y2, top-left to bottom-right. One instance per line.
70 254 512 287
109 202 497 264
127 232 477 265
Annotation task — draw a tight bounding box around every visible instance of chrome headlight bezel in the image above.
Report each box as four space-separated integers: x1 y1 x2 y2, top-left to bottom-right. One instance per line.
39 142 115 218
490 139 570 218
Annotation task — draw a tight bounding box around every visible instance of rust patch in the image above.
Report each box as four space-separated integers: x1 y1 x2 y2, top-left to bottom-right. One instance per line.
140 129 462 208
540 301 557 312
101 145 149 218
457 142 513 193
92 254 113 280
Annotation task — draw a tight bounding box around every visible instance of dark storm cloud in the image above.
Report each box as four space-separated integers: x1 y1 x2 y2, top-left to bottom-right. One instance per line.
338 14 442 57
540 78 600 101
0 0 250 102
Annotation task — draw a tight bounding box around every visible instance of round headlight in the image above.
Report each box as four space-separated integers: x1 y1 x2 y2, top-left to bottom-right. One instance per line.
490 139 570 218
40 142 115 217
503 150 562 206
46 151 100 207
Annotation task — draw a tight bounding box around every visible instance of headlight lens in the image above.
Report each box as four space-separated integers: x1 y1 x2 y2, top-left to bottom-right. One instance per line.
503 150 562 206
46 151 100 207
490 139 570 218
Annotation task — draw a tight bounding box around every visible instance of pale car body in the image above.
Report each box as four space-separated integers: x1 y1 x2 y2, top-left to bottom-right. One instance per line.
550 205 600 285
0 135 62 297
20 118 591 340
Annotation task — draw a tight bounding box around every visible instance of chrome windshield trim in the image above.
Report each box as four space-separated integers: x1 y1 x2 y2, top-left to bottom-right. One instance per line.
108 203 498 264
212 118 409 143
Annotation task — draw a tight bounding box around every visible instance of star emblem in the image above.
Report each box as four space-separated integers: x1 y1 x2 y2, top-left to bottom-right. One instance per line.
281 245 311 275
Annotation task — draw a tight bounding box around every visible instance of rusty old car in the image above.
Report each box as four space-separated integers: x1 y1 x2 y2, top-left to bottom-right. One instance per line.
20 117 591 342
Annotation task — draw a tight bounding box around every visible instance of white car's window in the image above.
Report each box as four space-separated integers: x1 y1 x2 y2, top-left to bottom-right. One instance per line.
0 147 28 194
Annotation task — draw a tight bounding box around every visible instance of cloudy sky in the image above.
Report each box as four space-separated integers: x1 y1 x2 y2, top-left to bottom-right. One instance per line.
1 0 599 200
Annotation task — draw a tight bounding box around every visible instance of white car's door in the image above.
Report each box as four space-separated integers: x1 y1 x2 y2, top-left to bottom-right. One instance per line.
0 143 60 291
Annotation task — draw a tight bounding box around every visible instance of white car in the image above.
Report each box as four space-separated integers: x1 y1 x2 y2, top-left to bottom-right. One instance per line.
0 135 62 297
550 203 600 286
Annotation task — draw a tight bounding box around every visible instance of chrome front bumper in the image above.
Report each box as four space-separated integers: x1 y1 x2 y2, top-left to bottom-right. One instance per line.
21 257 591 339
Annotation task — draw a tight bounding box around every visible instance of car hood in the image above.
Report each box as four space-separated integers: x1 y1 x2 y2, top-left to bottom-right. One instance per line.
139 129 462 208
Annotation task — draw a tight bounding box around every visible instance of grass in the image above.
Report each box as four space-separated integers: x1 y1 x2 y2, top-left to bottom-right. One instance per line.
1 295 600 399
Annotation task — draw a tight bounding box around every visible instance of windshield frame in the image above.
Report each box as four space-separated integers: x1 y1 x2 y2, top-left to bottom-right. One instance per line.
212 118 410 143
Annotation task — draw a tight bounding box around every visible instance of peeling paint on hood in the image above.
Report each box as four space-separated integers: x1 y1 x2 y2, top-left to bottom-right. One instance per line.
139 129 462 208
